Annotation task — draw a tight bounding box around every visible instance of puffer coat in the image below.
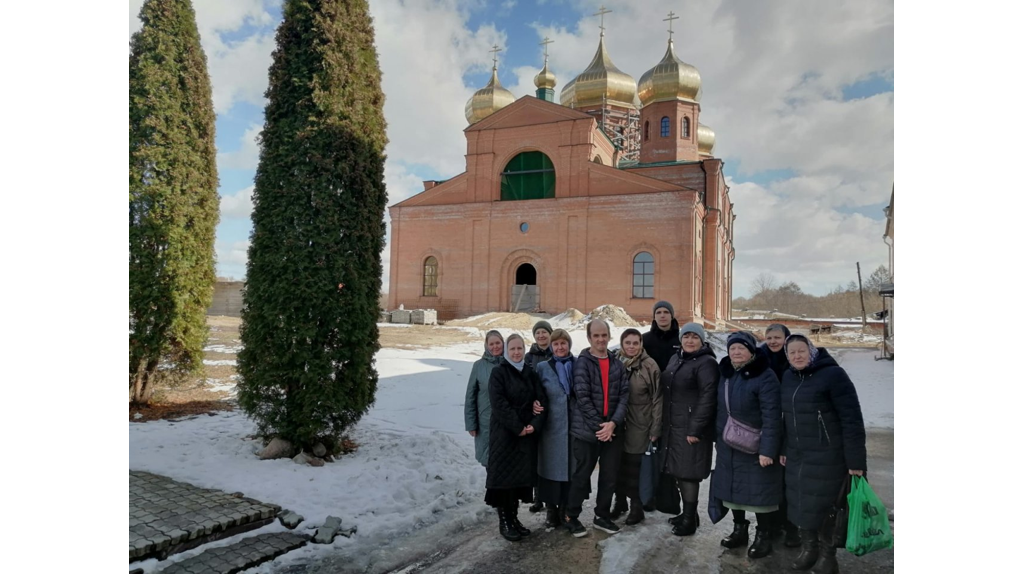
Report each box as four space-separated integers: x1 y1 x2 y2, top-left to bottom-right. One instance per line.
569 348 630 443
524 343 553 373
643 319 680 372
711 349 783 507
659 344 719 481
780 348 867 529
465 350 501 466
486 359 548 489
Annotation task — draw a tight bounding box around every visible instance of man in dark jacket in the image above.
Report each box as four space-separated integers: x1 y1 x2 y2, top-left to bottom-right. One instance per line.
564 319 630 537
643 301 680 372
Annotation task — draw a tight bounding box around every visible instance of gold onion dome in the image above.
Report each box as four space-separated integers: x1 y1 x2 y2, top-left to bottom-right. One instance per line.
637 39 702 106
534 61 557 90
697 123 715 155
559 35 637 108
465 67 515 124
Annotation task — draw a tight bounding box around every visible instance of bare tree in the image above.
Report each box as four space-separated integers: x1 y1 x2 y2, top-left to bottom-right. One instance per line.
751 272 777 297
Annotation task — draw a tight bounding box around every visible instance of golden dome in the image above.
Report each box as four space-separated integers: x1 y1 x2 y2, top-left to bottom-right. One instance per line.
465 67 515 124
697 123 715 156
637 39 702 106
559 35 636 108
534 61 557 90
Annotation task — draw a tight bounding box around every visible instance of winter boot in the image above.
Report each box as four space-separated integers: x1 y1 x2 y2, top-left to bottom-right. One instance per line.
610 495 629 521
509 505 531 537
498 508 522 542
625 498 645 525
671 502 699 536
748 525 774 559
528 490 544 513
784 521 801 548
545 505 562 529
811 543 838 574
720 519 750 549
791 529 820 570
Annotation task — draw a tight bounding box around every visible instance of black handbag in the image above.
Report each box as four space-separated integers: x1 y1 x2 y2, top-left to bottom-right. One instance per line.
821 475 853 548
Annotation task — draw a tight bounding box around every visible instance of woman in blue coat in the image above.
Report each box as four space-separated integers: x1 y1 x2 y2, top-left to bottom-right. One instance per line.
464 330 504 466
533 328 575 528
780 335 866 574
712 331 783 560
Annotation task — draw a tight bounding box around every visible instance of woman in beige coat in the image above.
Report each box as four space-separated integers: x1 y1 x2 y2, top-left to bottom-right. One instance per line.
610 328 662 525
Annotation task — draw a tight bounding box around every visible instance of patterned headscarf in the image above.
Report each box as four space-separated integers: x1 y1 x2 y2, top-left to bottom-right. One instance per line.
784 334 819 370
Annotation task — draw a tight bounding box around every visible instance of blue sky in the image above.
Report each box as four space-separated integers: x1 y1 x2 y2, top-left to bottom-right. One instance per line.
130 0 894 298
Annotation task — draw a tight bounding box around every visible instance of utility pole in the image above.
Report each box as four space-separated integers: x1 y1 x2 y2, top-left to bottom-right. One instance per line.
856 262 867 328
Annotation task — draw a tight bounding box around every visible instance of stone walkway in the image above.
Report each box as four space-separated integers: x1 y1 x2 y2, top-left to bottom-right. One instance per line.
160 532 310 574
129 471 281 563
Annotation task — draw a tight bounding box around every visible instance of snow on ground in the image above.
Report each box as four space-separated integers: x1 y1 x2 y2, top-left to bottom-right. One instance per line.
204 344 242 353
202 359 237 366
130 319 893 572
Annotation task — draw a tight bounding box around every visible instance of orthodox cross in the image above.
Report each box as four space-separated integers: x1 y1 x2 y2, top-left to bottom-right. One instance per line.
489 44 503 68
539 37 554 64
664 11 679 40
594 5 612 35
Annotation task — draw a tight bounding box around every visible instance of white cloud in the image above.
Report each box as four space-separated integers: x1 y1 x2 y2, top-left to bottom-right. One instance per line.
217 124 262 170
220 186 253 219
215 239 250 278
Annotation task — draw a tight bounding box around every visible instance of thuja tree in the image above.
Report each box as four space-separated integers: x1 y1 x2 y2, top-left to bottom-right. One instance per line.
129 0 219 405
237 0 388 449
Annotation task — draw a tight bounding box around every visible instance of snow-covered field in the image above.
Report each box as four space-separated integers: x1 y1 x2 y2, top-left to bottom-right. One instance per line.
129 325 893 573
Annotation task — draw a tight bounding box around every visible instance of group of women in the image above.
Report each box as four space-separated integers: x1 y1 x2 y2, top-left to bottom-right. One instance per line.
463 306 867 574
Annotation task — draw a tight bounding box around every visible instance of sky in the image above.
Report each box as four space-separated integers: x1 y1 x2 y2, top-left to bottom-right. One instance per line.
128 0 893 298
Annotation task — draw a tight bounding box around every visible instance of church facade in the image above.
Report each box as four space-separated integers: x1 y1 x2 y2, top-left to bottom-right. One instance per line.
387 30 735 326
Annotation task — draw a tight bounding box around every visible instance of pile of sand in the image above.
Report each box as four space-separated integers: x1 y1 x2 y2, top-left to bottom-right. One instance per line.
550 308 586 329
567 304 640 329
447 312 550 331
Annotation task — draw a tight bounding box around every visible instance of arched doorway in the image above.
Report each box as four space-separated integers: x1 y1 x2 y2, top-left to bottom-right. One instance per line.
511 263 539 312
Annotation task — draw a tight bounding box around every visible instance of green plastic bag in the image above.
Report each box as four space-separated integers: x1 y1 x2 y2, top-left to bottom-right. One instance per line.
845 475 894 556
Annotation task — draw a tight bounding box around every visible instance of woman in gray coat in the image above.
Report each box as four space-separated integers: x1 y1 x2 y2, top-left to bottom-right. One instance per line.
533 328 576 528
465 330 504 466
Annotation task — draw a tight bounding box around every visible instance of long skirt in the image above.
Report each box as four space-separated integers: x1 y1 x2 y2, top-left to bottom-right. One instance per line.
537 476 571 507
484 486 533 508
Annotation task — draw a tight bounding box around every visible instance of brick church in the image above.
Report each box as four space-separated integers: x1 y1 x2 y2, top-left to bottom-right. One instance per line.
387 24 735 325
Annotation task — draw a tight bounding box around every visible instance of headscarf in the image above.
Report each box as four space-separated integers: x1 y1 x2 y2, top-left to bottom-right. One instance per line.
483 330 503 363
785 334 820 370
619 328 645 370
504 333 526 371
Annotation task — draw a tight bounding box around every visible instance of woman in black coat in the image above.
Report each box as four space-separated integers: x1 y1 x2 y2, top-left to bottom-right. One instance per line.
780 334 866 574
761 323 800 548
712 331 783 560
659 322 718 537
486 333 548 542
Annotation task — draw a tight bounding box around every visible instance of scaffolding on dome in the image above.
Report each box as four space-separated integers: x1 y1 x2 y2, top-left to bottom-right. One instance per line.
569 95 641 164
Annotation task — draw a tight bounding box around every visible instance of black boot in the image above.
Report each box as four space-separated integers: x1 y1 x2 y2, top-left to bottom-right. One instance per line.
528 494 544 513
671 502 699 536
610 495 629 521
791 529 819 570
625 497 645 525
748 526 774 559
545 505 562 528
498 508 522 542
811 543 838 574
784 521 801 548
720 519 750 548
509 505 531 537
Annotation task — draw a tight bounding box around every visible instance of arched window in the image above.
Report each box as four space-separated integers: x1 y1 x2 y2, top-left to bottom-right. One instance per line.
660 116 670 137
423 256 438 297
500 152 555 201
681 117 690 138
644 121 650 141
632 252 654 299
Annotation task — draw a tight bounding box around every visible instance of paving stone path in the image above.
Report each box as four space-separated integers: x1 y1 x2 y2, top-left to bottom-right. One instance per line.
160 532 310 574
129 470 281 563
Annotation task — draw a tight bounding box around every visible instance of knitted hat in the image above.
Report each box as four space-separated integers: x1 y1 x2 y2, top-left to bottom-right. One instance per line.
765 323 791 338
679 322 706 344
532 320 553 336
726 331 758 356
652 300 675 317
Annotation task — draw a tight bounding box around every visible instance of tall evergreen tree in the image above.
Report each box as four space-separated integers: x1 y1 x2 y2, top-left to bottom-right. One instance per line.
237 0 388 448
129 0 220 405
